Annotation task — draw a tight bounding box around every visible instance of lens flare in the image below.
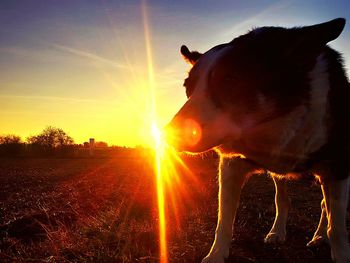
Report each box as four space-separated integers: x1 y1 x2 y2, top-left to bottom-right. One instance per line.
142 2 203 262
151 123 168 263
142 2 168 262
184 119 202 147
149 123 200 263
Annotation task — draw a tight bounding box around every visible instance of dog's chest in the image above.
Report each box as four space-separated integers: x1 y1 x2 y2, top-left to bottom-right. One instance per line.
221 54 331 173
246 108 328 172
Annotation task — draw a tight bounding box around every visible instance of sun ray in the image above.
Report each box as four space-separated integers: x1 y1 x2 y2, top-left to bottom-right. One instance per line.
142 1 168 262
141 2 204 262
151 123 168 263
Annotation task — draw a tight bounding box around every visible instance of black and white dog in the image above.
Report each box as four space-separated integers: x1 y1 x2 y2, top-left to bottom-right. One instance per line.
166 18 350 262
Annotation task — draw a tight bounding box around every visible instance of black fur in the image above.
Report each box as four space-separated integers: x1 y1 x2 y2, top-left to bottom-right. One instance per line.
180 45 202 65
182 19 349 180
297 47 350 180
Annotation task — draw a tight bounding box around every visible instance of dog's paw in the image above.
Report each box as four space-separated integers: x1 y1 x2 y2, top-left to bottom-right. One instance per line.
201 247 229 263
306 235 328 247
331 251 350 263
264 231 286 244
331 246 350 263
201 253 226 263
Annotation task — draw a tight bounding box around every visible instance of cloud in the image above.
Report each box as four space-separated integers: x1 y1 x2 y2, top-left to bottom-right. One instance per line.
52 44 131 70
0 46 51 60
0 44 132 72
220 1 294 38
0 94 114 104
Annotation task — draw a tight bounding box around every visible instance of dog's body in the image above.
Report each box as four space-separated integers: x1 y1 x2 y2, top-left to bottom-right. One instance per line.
166 18 350 262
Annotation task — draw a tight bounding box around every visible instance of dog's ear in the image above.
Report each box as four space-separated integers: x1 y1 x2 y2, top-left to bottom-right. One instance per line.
302 18 345 44
180 45 202 65
285 18 345 67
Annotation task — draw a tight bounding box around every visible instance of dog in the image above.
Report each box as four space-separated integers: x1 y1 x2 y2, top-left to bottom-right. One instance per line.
166 18 350 263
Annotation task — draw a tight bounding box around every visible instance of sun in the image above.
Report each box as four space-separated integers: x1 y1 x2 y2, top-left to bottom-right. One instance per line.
151 122 162 150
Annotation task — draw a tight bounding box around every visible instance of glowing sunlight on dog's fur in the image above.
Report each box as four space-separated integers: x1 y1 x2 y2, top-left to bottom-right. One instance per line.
167 18 350 263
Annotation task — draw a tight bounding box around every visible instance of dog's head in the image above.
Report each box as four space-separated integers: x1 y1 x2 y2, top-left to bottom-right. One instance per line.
165 18 345 153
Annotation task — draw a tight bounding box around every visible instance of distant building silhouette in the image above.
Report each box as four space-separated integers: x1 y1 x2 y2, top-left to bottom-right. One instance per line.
89 138 95 156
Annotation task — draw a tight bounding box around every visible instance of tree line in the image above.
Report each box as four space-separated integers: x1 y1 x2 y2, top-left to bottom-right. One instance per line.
0 126 75 157
0 126 140 158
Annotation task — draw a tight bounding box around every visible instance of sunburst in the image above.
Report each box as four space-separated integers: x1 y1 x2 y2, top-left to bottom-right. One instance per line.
142 2 169 262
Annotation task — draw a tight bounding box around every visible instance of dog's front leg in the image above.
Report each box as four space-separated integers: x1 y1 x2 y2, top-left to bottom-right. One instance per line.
307 198 329 247
202 157 253 263
264 176 290 244
322 177 350 263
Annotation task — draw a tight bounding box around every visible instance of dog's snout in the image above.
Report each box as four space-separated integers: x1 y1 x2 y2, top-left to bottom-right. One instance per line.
164 123 178 147
183 118 202 146
165 117 202 151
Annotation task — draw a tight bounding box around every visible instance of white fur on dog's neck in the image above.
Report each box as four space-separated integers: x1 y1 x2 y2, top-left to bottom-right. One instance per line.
305 53 330 151
220 53 331 173
271 52 330 170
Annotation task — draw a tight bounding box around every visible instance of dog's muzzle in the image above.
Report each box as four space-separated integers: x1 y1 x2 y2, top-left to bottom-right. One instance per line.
165 118 202 151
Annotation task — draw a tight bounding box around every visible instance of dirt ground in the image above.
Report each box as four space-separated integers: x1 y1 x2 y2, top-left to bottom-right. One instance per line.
0 154 349 262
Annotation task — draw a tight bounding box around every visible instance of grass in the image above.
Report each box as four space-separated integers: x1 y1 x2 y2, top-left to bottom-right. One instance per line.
0 154 349 262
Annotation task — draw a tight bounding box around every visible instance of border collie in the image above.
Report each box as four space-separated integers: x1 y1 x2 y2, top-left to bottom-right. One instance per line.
166 18 350 263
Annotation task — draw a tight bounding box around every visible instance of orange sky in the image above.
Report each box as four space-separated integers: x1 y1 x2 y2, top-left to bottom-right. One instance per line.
1 1 349 146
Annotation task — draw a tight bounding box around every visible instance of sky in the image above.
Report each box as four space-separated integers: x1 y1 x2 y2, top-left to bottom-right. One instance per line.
1 0 350 146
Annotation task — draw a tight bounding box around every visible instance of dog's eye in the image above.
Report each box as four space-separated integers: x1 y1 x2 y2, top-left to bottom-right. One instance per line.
183 78 195 98
224 75 244 87
183 78 189 87
225 76 238 82
185 86 195 98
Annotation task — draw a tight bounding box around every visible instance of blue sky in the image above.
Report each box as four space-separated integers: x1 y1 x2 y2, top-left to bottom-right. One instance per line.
0 0 349 145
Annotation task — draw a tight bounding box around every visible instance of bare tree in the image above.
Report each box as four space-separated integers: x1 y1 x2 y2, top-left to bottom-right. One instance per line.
0 134 22 144
0 134 23 156
27 126 74 148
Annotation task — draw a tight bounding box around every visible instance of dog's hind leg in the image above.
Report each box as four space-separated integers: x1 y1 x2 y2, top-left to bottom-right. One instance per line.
322 177 350 263
264 176 290 244
202 157 255 263
307 198 329 247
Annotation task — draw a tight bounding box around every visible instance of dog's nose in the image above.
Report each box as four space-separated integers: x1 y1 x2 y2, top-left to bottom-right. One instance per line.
183 118 202 147
165 118 202 151
164 122 180 149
